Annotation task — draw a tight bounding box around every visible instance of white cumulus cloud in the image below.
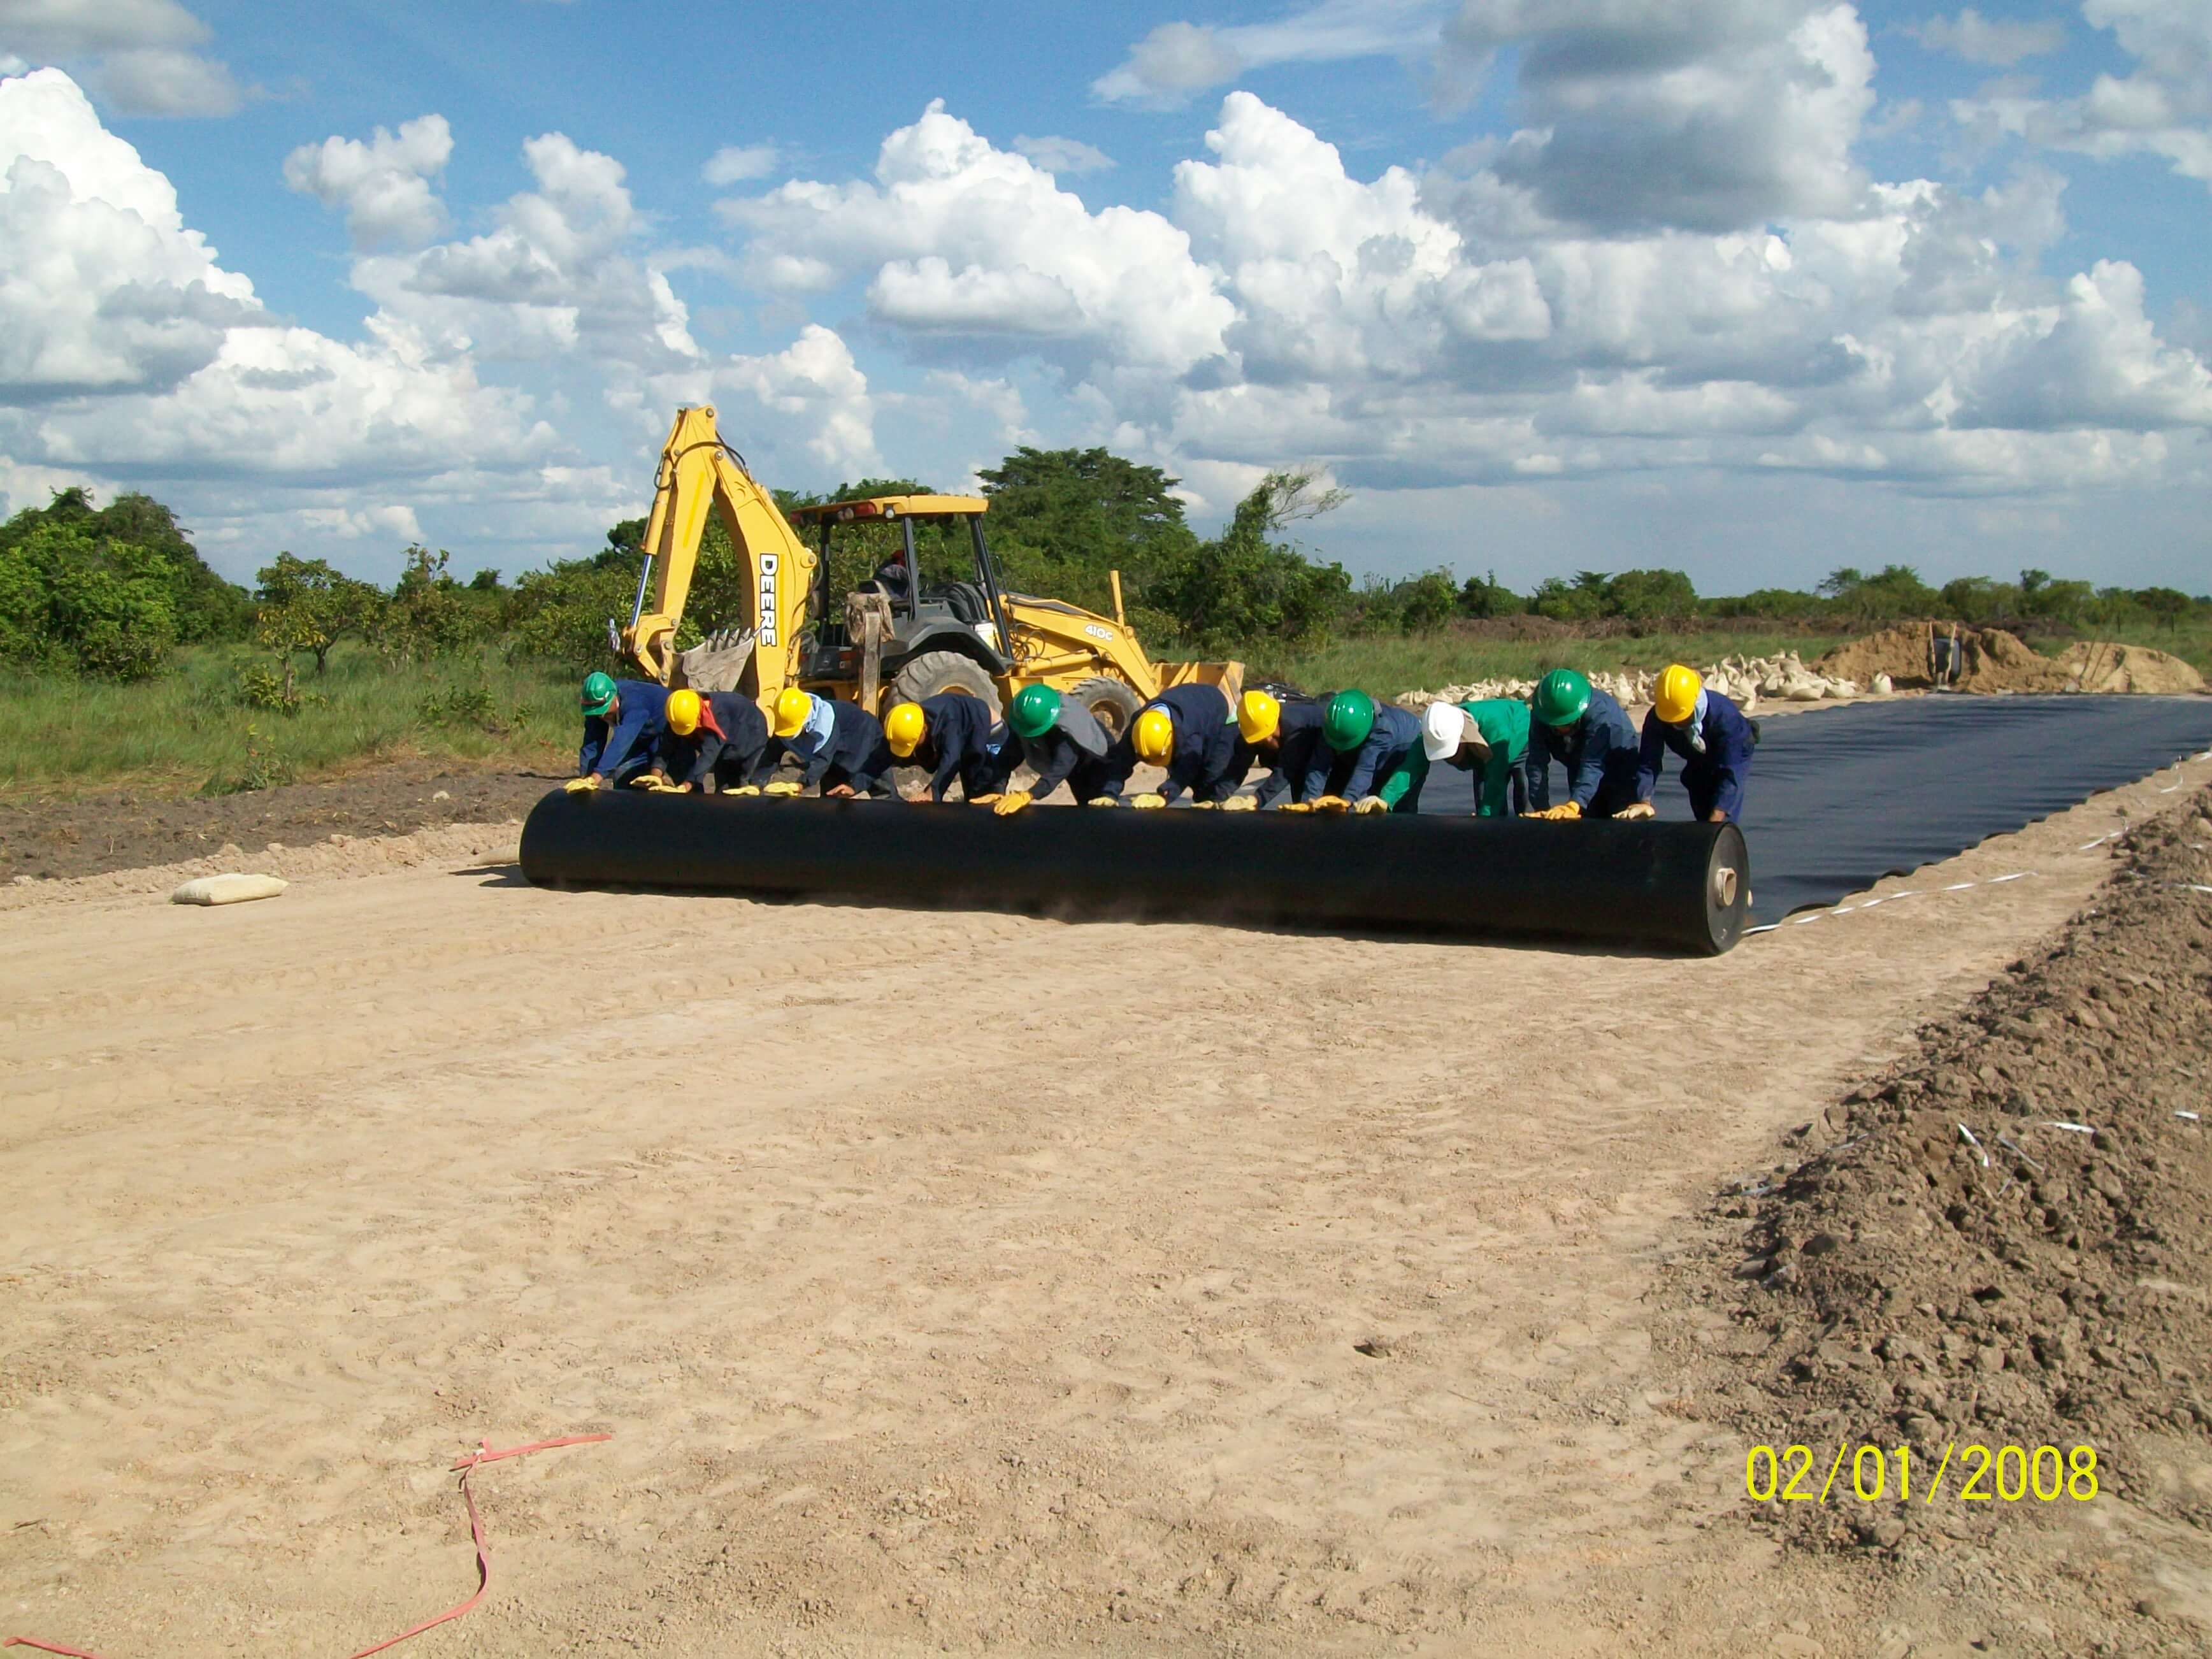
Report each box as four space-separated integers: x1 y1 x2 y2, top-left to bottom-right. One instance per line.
1093 0 1444 108
284 115 453 249
702 143 777 185
0 0 245 115
723 101 1236 375
0 69 553 558
1905 8 2067 66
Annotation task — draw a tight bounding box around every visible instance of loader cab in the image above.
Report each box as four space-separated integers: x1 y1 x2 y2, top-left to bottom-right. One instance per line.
785 495 1015 689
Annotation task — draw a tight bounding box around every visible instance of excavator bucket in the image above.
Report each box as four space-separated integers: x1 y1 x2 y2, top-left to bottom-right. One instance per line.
674 627 758 694
1156 659 1244 702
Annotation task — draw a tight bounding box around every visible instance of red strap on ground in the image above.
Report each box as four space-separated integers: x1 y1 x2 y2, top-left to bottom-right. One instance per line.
5 1432 610 1659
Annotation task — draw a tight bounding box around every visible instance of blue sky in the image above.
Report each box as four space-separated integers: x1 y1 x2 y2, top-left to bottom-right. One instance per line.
2 0 2207 592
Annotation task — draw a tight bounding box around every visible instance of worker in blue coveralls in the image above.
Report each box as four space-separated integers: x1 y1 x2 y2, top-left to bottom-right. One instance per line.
882 694 1017 803
567 671 670 792
1523 668 1643 821
1125 682 1244 808
986 685 1124 814
1616 663 1758 824
637 687 775 794
1311 689 1426 815
1233 689 1332 810
766 688 899 800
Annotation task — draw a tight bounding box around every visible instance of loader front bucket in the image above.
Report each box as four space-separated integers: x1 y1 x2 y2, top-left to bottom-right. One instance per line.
519 791 1749 955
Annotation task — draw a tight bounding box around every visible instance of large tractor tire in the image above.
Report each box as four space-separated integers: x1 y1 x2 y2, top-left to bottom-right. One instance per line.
1068 676 1144 740
891 650 1003 721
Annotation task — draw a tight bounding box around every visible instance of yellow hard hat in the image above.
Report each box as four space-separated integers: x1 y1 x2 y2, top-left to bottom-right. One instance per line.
884 700 926 758
1237 688 1281 745
666 687 701 736
772 686 814 738
1132 707 1175 765
1653 663 1703 726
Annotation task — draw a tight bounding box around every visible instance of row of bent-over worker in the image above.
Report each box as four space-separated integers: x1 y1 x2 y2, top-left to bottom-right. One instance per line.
565 663 1754 822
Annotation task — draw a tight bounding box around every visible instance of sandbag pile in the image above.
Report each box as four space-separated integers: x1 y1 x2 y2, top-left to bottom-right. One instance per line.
1397 652 1863 715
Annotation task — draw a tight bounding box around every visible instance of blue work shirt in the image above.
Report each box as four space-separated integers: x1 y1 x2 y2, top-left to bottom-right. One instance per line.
656 691 772 791
1339 703 1426 808
1142 684 1240 803
782 698 898 795
1637 689 1756 821
914 693 1012 802
1246 700 1332 806
1527 687 1641 814
1019 700 1119 803
580 679 670 784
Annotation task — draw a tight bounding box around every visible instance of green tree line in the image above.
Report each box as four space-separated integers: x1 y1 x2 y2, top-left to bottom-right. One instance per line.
5 463 2206 686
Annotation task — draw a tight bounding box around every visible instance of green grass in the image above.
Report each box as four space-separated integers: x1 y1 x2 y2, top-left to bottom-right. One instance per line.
1252 629 1860 698
0 644 575 800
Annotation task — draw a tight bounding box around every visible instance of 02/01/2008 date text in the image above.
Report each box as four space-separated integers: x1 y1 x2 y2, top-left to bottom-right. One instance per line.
1745 1443 2099 1504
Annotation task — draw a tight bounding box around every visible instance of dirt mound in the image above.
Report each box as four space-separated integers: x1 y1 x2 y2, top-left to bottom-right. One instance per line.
0 761 558 882
1814 622 2077 693
1682 789 2212 1551
2056 641 2206 695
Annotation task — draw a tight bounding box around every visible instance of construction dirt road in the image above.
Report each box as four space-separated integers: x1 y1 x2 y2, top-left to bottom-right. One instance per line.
4 759 2211 1656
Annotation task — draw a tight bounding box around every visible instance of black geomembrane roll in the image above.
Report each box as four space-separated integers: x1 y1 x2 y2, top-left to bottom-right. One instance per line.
519 789 1750 954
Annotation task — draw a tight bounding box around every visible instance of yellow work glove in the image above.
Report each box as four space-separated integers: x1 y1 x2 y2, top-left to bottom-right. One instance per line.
1311 794 1350 814
1277 801 1313 814
762 780 804 798
729 784 761 797
1612 800 1657 821
1353 795 1390 815
967 793 1002 806
1191 800 1217 810
1086 796 1121 808
1219 795 1256 813
1523 801 1582 821
634 774 673 792
1128 793 1167 810
993 790 1035 817
563 775 600 794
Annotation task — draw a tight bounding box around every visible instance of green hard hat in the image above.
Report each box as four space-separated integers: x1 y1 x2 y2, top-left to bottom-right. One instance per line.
580 670 618 715
1009 683 1063 740
1322 688 1377 752
1532 668 1591 728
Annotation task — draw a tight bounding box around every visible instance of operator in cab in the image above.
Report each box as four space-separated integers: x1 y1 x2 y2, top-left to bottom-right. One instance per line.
1419 697 1532 818
1311 689 1426 815
883 693 1017 803
1524 668 1642 821
1617 664 1758 824
985 685 1123 815
638 687 774 794
568 671 670 792
1124 683 1244 808
767 689 900 800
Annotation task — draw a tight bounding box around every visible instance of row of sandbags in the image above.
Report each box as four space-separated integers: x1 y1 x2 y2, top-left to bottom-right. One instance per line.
1396 650 1869 715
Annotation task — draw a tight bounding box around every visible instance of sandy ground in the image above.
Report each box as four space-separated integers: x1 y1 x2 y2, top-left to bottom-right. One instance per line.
4 749 2210 1656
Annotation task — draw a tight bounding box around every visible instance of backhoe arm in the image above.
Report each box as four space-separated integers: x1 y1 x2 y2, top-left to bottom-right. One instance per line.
621 405 816 705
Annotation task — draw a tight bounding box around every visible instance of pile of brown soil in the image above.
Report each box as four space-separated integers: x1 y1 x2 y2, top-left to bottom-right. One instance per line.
1679 789 2212 1551
2057 641 2207 695
1814 622 2078 693
0 761 557 882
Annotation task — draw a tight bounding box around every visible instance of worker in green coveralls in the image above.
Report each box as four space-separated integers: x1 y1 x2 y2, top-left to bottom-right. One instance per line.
1419 698 1532 817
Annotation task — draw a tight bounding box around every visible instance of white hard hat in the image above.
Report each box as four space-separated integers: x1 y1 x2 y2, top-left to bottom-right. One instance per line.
1421 700 1470 761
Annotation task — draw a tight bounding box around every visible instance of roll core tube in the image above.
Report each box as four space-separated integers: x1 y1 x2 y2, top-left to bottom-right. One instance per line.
519 789 1751 954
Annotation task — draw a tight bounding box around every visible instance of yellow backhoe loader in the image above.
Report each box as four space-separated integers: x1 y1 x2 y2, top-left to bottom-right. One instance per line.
615 405 1237 734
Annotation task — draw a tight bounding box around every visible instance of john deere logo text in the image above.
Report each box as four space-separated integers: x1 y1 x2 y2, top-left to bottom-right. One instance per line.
758 554 779 646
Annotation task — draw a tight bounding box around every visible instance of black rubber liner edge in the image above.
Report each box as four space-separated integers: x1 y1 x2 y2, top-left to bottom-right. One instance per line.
519 789 1751 955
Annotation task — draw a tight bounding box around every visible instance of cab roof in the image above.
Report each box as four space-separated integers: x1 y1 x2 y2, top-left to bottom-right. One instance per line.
784 494 987 524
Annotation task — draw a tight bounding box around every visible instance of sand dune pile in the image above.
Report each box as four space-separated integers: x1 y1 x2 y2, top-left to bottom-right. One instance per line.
2055 640 2205 694
1818 623 2204 696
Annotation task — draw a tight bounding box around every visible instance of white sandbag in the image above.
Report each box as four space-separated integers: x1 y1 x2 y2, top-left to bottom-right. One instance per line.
171 873 288 907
